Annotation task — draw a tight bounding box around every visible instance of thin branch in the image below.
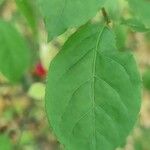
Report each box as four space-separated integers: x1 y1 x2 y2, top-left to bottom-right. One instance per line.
101 7 111 25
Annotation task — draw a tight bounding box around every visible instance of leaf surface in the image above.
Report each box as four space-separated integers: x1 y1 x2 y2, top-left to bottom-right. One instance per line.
128 0 150 27
46 23 141 150
0 20 30 82
121 18 150 32
38 0 106 41
15 0 38 33
0 134 12 150
104 0 121 21
114 24 127 51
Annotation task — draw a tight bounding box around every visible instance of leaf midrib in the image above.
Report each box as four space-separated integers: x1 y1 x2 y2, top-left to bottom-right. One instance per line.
91 25 106 149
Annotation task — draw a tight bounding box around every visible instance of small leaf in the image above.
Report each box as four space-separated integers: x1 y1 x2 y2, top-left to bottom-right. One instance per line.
45 23 141 150
37 0 107 41
121 18 150 32
0 134 12 150
0 20 30 82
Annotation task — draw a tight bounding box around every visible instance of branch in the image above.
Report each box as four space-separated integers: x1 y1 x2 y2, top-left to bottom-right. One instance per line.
101 7 111 25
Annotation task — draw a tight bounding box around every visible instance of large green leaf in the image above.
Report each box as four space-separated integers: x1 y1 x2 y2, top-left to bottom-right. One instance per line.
38 0 106 41
0 134 12 150
45 23 141 150
0 20 30 82
128 0 150 27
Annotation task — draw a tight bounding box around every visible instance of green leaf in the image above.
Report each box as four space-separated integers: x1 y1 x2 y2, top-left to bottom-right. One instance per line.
45 23 141 150
15 0 38 33
114 24 127 51
37 0 106 41
104 0 121 21
121 18 150 32
128 0 150 27
0 134 12 150
0 20 30 82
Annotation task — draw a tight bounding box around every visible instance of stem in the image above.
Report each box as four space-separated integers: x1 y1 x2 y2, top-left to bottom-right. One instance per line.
101 7 110 25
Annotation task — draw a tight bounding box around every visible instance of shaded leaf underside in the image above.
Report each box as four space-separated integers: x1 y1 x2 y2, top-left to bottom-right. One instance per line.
38 0 106 40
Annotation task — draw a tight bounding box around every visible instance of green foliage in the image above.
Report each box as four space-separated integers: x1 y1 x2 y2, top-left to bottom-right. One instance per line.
15 0 38 34
0 0 146 149
0 134 12 150
0 20 30 82
114 24 127 51
127 0 150 27
121 18 150 32
104 0 121 21
37 0 106 41
45 23 141 150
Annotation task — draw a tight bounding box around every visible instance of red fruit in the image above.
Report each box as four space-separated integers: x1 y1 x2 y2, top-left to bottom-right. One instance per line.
34 63 47 78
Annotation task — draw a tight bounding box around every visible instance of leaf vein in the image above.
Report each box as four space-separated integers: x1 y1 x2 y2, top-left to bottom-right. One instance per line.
95 105 120 139
59 47 94 80
94 75 128 111
60 79 91 120
69 107 92 138
100 53 132 84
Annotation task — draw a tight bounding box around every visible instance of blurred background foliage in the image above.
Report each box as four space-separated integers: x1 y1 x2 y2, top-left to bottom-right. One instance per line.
0 0 150 150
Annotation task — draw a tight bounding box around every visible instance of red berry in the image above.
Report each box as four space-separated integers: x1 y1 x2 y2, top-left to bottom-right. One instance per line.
34 63 47 78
